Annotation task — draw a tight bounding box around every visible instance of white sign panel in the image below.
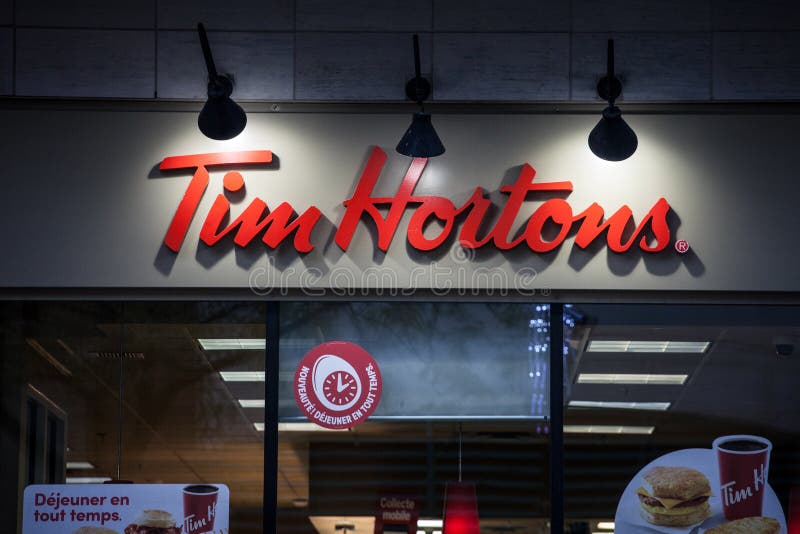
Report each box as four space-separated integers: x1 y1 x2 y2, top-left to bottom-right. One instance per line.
1 109 800 293
23 484 230 534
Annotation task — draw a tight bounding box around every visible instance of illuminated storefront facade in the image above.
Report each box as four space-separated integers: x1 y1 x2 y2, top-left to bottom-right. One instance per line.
0 102 798 533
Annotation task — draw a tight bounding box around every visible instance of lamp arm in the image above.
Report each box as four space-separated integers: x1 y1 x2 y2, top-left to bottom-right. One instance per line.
197 23 219 80
413 34 424 108
413 34 422 81
606 39 615 106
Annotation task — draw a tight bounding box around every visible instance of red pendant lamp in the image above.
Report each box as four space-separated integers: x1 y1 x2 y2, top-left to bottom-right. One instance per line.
443 425 480 534
789 487 800 534
443 482 480 534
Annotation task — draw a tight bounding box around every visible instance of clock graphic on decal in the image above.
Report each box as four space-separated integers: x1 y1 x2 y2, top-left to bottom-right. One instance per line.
312 354 362 412
294 341 382 430
323 371 358 406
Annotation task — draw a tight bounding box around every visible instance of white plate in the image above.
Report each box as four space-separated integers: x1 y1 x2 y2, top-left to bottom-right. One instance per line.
614 448 786 534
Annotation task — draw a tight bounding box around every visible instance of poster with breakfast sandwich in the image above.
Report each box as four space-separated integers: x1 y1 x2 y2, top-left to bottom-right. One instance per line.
614 436 787 533
22 484 229 534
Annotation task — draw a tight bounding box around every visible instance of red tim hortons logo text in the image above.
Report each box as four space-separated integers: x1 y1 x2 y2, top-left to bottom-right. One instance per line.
160 147 674 256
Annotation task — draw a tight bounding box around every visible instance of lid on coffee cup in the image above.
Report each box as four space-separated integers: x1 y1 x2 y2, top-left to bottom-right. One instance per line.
713 435 772 454
184 484 219 494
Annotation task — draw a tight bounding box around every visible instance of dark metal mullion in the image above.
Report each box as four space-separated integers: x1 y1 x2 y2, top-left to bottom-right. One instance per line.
264 301 280 533
117 302 125 481
549 303 565 533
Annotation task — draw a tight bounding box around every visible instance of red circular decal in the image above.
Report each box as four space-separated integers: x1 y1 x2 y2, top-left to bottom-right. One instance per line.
294 341 382 429
675 239 690 254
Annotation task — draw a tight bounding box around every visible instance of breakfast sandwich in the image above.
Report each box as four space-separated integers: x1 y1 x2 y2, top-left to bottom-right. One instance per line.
74 528 118 534
124 510 181 534
705 517 780 534
637 466 712 527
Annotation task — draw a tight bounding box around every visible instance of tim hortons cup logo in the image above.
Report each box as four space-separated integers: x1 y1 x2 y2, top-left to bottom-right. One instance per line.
713 435 773 521
294 341 382 430
182 484 219 534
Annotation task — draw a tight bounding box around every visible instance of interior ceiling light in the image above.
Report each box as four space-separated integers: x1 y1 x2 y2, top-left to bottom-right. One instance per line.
577 373 688 385
198 338 266 350
277 422 348 432
219 371 265 382
396 34 445 158
588 39 637 162
417 519 444 528
88 351 145 360
66 477 112 484
587 340 711 353
238 399 265 408
66 462 95 470
597 522 615 530
568 400 671 411
253 423 265 431
564 425 655 435
197 22 246 140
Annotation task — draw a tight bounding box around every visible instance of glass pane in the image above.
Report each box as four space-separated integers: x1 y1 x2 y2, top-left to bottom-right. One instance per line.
562 304 800 533
122 302 266 533
277 302 551 533
279 302 551 420
0 301 266 534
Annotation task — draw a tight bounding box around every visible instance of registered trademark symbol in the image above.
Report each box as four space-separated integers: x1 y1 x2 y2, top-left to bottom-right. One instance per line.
675 239 690 254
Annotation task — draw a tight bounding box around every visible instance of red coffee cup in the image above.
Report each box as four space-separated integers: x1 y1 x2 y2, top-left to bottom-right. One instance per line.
713 435 772 521
183 484 219 534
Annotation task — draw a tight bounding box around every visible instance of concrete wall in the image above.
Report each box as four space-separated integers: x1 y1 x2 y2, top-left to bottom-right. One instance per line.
0 0 799 101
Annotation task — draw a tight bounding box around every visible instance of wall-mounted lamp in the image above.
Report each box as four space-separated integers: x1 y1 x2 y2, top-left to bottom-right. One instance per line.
588 39 637 162
396 34 445 158
197 23 247 140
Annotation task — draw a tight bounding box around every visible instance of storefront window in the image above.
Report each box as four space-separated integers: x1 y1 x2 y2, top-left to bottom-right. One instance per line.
277 302 552 533
0 302 266 534
563 304 800 533
4 300 797 534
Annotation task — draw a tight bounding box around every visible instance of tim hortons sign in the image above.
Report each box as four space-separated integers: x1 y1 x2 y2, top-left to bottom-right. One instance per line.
160 147 673 255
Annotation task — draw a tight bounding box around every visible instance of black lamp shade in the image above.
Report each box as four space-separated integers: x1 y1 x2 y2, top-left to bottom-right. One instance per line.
588 105 638 162
198 76 247 141
396 112 445 158
198 96 246 141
